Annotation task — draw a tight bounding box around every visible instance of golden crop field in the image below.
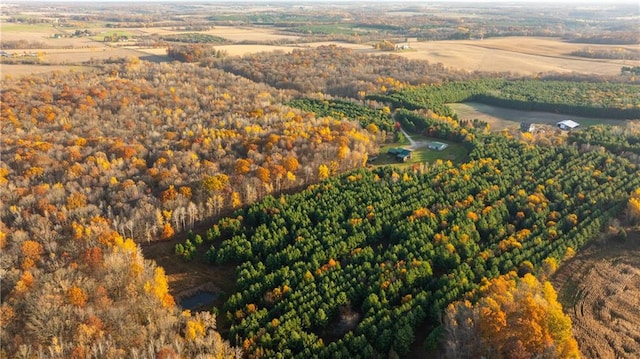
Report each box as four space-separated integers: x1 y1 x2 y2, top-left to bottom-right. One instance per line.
395 37 639 76
3 18 638 78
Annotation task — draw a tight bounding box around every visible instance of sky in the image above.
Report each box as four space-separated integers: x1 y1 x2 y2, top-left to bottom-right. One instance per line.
5 0 640 3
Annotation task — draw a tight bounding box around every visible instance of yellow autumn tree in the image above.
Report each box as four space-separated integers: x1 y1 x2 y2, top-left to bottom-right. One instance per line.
286 171 296 183
318 164 329 180
444 272 580 359
201 174 229 193
185 317 206 341
144 267 175 308
231 191 242 208
627 188 640 224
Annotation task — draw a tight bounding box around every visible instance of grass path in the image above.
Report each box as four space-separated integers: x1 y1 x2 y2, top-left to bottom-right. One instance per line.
450 102 628 131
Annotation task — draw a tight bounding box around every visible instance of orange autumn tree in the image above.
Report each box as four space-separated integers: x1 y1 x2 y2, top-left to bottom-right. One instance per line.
444 272 580 359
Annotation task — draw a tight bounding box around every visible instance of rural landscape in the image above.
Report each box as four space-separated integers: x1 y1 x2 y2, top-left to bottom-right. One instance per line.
1 1 639 358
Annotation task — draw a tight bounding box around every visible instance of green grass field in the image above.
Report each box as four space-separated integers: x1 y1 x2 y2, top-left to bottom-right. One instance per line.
0 23 55 32
90 30 135 42
412 140 468 163
372 136 468 168
292 24 362 35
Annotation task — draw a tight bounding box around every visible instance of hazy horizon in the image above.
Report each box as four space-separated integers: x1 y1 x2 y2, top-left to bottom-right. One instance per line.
3 0 639 3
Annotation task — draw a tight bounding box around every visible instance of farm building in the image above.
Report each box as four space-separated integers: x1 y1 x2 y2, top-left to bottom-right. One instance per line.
427 141 448 151
520 122 536 132
557 120 580 130
387 148 413 162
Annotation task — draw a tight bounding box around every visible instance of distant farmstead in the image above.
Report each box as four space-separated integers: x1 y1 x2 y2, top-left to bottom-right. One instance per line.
557 120 580 130
427 141 448 151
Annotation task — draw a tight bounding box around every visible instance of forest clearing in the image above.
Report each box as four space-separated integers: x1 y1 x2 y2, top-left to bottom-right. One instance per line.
449 102 628 131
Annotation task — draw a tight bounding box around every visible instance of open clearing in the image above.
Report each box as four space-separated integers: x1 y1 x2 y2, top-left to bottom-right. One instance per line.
552 230 640 359
395 37 639 76
449 102 629 131
372 129 468 168
142 235 236 310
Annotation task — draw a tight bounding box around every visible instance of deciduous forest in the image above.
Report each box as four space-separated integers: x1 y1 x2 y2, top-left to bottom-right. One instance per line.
2 2 640 359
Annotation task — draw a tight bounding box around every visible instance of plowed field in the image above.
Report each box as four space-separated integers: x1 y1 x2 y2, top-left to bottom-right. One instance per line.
552 231 640 359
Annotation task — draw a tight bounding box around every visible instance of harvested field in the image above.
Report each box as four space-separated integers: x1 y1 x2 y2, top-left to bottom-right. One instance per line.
203 25 299 42
213 44 300 56
299 41 374 51
1 64 93 77
395 37 639 76
449 102 629 131
0 23 99 49
552 231 640 359
215 41 374 57
132 25 300 42
0 23 58 39
5 23 638 78
44 46 148 63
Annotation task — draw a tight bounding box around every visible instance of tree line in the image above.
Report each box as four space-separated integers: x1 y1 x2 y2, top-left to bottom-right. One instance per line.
369 79 640 119
569 124 640 156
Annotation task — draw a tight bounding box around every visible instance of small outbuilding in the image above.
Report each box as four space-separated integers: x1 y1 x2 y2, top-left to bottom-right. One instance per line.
520 122 536 132
388 148 413 162
427 141 448 151
557 120 580 131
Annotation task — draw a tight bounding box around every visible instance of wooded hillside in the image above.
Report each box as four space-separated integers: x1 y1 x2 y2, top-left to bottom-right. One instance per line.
0 59 380 357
